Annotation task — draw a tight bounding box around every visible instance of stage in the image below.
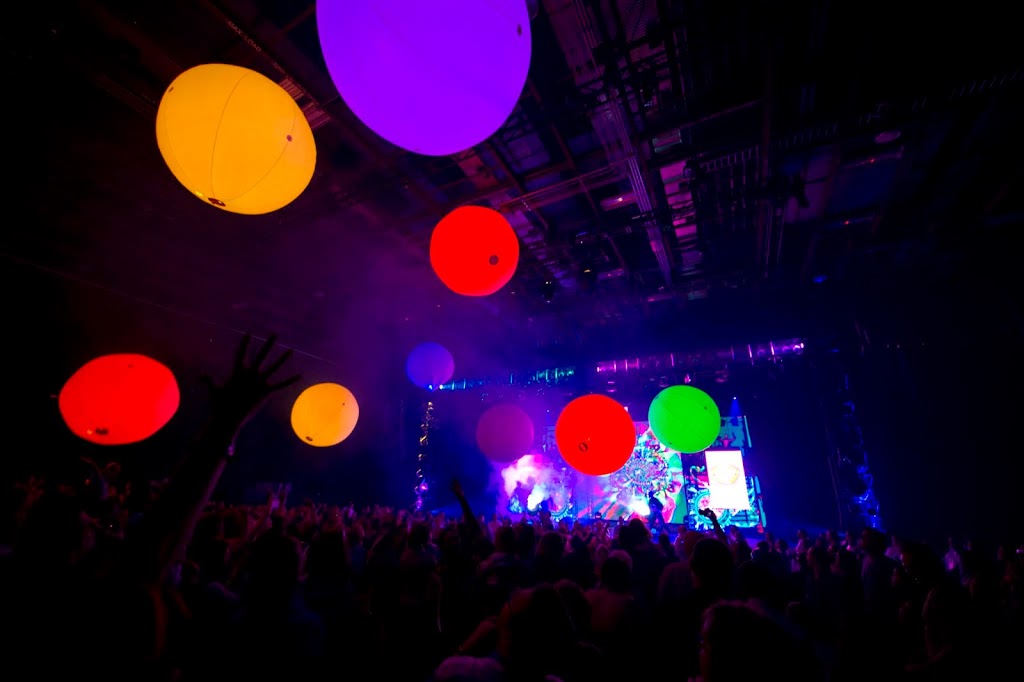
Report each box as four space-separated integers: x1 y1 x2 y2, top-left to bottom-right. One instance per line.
494 417 768 534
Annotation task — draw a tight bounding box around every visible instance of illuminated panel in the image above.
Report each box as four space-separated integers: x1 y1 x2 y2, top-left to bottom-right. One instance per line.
705 449 750 510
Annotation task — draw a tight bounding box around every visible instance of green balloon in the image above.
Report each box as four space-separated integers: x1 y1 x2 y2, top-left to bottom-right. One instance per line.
648 385 721 454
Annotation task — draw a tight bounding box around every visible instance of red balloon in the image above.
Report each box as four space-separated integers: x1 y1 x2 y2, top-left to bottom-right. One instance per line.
59 354 180 445
476 403 535 462
555 394 636 476
430 205 519 296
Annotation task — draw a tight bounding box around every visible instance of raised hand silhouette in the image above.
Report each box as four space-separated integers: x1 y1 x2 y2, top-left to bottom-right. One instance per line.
450 478 464 499
201 334 300 443
126 335 299 583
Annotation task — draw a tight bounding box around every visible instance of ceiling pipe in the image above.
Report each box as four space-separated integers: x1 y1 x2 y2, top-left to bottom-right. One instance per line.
594 338 806 375
542 0 673 287
587 0 674 287
655 0 684 102
477 142 574 292
442 147 622 206
650 100 764 153
798 148 843 283
525 79 632 278
496 164 624 212
434 337 806 390
754 13 775 279
598 0 675 286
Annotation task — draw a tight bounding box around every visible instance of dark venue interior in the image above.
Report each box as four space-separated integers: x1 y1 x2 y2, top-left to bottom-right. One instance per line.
1 1 1021 680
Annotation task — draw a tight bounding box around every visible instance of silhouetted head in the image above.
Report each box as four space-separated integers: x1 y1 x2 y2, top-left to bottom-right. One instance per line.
923 583 973 657
690 538 734 596
243 530 302 606
408 522 431 551
701 601 805 682
499 585 576 677
305 530 348 583
16 492 90 570
599 554 632 593
538 531 565 559
554 579 591 639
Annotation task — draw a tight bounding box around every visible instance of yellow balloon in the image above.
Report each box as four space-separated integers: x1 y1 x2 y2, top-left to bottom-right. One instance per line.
156 63 317 215
291 383 359 447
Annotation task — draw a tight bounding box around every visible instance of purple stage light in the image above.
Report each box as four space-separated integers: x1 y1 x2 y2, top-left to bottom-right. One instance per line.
317 1 532 156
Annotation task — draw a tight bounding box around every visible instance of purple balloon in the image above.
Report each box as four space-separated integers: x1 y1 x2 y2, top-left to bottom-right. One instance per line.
316 1 532 156
406 342 455 390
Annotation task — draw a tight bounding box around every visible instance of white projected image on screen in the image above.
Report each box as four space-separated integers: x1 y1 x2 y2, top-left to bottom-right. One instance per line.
705 449 750 510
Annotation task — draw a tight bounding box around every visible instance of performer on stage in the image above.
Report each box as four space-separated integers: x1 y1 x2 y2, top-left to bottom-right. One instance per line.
513 481 530 514
647 490 667 534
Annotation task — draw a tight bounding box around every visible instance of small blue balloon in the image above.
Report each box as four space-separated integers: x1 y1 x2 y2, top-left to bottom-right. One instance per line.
406 342 455 390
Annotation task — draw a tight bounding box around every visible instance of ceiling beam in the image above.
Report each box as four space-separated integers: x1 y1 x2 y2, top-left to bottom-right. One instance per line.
753 41 775 279
525 79 631 278
281 4 315 33
655 0 684 102
78 0 184 83
591 0 674 288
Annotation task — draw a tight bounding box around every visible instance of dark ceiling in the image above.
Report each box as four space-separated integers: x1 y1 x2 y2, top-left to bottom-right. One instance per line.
3 0 1022 378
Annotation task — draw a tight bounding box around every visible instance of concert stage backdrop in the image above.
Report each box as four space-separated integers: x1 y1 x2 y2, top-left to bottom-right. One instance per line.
499 416 766 530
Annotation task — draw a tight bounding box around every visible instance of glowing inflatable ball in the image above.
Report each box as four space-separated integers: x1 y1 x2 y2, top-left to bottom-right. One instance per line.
317 1 531 156
290 383 359 447
430 206 520 296
155 63 316 215
59 354 180 445
476 403 535 462
555 394 636 476
648 385 721 454
406 342 455 390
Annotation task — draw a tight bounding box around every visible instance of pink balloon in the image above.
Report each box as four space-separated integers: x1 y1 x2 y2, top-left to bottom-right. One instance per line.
476 403 535 462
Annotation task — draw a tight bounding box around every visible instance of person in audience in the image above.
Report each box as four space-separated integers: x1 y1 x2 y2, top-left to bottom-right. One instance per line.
701 600 815 682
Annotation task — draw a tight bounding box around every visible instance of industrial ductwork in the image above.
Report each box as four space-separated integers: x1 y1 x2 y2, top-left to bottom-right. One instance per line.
543 0 674 287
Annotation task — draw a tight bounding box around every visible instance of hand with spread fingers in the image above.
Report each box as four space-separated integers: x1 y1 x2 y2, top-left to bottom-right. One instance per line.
122 335 298 585
203 334 300 442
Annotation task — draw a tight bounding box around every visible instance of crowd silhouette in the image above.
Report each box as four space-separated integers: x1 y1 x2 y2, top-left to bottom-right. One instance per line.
1 337 1021 681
